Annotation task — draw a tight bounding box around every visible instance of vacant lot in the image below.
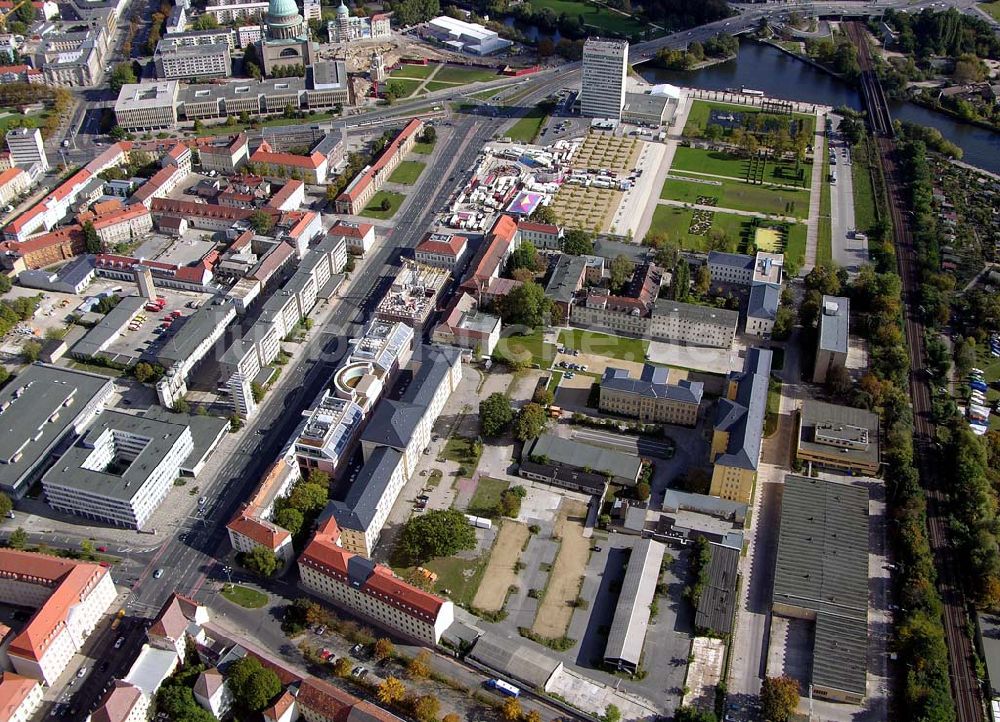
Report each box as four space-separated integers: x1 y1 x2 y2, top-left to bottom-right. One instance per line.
473 520 530 612
392 63 437 79
661 177 810 219
434 65 500 84
532 499 589 639
388 160 425 185
506 106 547 143
497 329 555 367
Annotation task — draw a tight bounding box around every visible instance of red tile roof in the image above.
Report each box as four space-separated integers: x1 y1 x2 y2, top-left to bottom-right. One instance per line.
517 220 559 234
265 179 303 209
0 167 25 189
130 164 183 204
338 119 422 204
167 143 190 162
1 224 84 257
328 221 373 239
0 672 38 721
150 197 254 223
228 515 291 549
251 141 325 170
0 550 109 663
415 234 466 258
89 204 149 231
90 681 142 722
263 690 296 721
295 678 354 721
148 593 202 641
461 214 519 291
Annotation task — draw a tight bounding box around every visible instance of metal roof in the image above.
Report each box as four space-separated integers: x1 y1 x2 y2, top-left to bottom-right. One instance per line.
707 251 753 270
695 543 739 636
797 400 880 471
747 283 780 321
71 296 146 359
544 254 587 305
328 446 403 531
604 538 665 669
977 611 1000 699
773 474 869 697
528 433 641 484
653 298 740 326
468 632 563 689
156 302 236 366
601 363 704 405
818 295 849 354
712 347 772 471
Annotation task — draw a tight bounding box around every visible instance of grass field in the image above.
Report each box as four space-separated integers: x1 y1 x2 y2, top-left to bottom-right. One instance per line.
785 223 806 269
851 133 880 234
646 206 753 251
498 328 556 366
434 65 500 84
526 0 648 36
981 0 1000 20
558 329 649 362
467 477 510 517
424 81 456 93
418 554 488 607
661 177 810 219
439 435 482 472
392 63 437 79
473 521 529 612
222 585 268 608
0 110 49 136
670 146 810 188
683 99 817 140
385 78 422 98
388 160 425 185
506 106 547 143
412 140 435 155
359 191 405 219
818 136 833 265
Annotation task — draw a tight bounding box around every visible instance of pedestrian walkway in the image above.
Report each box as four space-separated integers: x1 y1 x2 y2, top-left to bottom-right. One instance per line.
634 92 695 242
656 197 799 224
672 167 811 192
803 107 826 274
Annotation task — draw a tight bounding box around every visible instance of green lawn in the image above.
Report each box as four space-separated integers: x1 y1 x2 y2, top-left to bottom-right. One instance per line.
547 370 564 393
391 63 437 79
558 329 648 363
222 585 268 609
424 81 457 92
670 146 810 188
412 554 488 607
764 378 782 437
467 477 509 516
980 0 1000 21
388 160 425 185
661 177 810 219
817 136 833 265
851 133 880 234
785 222 806 269
469 88 503 102
412 140 435 155
433 65 500 84
505 106 548 143
385 78 423 98
439 435 482 472
527 0 649 36
683 100 817 140
359 191 405 220
0 110 49 136
646 205 753 251
498 328 555 367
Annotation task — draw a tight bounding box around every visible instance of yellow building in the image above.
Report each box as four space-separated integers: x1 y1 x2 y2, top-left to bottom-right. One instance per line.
708 348 772 504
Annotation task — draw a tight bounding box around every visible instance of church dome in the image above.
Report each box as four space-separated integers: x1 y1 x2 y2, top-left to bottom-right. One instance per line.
267 0 302 25
336 1 349 17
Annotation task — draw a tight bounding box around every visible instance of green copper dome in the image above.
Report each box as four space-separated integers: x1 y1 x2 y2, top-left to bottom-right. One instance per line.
268 0 301 23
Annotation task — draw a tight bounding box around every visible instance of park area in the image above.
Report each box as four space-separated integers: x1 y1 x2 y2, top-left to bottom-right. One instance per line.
670 146 811 189
360 190 405 219
525 0 649 37
660 176 810 219
506 106 548 143
388 160 425 185
682 99 816 140
558 329 648 362
388 63 501 98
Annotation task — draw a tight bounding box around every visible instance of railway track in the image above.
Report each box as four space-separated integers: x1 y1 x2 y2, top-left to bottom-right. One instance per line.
845 21 984 722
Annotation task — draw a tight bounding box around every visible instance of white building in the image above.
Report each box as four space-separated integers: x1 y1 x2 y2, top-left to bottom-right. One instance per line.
329 220 375 255
424 15 511 55
0 167 29 206
0 673 43 722
5 128 48 172
204 0 268 23
42 411 195 530
194 668 233 718
114 82 180 131
0 550 117 685
413 232 467 269
90 682 150 722
581 38 628 120
154 39 232 80
227 455 299 563
327 1 391 42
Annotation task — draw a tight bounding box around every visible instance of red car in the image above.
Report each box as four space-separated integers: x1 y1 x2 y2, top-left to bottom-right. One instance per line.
319 649 332 660
97 546 107 552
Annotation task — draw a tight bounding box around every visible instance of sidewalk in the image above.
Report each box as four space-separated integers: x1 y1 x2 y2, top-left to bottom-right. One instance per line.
802 107 826 274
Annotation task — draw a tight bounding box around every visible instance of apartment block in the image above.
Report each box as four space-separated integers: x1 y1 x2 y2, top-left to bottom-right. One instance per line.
600 364 703 426
5 128 47 172
205 0 268 23
114 82 180 131
813 295 849 383
329 220 375 255
581 38 627 120
199 134 250 174
0 673 43 722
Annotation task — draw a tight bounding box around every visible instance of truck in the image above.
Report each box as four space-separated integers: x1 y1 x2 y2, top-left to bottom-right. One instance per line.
487 679 520 698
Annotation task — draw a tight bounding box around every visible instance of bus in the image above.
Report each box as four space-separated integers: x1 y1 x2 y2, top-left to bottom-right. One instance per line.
487 679 520 698
111 608 125 630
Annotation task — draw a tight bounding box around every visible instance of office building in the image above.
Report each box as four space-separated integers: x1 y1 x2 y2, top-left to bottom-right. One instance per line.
424 15 511 55
199 134 249 174
621 90 674 126
603 538 665 673
374 260 450 329
154 39 232 79
581 38 627 120
5 128 47 172
0 550 117 684
228 455 300 562
299 518 455 645
42 410 194 530
600 364 703 426
114 82 180 131
709 347 772 504
813 295 849 383
414 232 467 269
773 475 869 704
796 400 880 476
327 1 391 42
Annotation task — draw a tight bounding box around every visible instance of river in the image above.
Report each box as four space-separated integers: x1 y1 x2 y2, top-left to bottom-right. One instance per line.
637 39 1000 174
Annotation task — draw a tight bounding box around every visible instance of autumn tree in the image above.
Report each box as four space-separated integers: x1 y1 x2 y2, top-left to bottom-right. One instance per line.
407 650 431 679
411 694 440 722
501 695 522 721
761 676 799 722
377 676 406 704
333 657 353 677
374 637 395 662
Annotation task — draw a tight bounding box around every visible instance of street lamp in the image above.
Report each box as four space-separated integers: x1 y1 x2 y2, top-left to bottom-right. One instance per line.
222 565 233 587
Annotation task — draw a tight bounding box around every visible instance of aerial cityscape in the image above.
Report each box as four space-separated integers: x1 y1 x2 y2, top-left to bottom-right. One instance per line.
0 0 997 719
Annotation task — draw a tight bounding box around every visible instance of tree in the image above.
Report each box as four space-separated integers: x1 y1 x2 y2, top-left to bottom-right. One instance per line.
761 676 799 722
525 712 542 722
480 392 514 437
530 204 558 225
15 0 34 24
826 364 853 397
501 696 522 721
274 507 304 535
508 241 541 273
374 637 395 662
109 62 137 92
674 706 718 722
694 264 711 297
398 509 477 562
377 676 406 704
287 481 328 514
514 402 547 442
804 262 842 295
249 210 275 234
333 656 353 677
0 493 11 519
671 260 690 301
603 704 622 722
157 685 216 722
194 12 220 29
251 381 265 403
83 221 102 254
133 362 155 383
498 282 551 328
21 340 40 363
242 545 279 577
635 481 650 501
678 468 711 494
407 650 431 679
532 386 554 406
562 228 593 255
609 254 632 293
411 694 440 722
420 126 436 144
226 657 282 712
80 539 95 559
8 527 26 549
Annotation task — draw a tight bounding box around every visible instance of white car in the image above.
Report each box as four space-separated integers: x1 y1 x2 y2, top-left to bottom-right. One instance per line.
76 668 87 678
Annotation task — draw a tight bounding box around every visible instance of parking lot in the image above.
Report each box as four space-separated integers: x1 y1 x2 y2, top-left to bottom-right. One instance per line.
98 288 213 364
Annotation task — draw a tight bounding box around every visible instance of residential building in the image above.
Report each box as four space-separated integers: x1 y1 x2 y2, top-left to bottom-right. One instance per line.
327 1 391 42
0 364 114 498
374 260 450 329
114 82 180 131
160 27 237 50
90 681 149 722
194 668 233 718
603 538 665 673
746 282 780 337
0 167 28 205
521 432 642 490
147 593 209 662
772 475 869 705
413 232 467 269
236 24 263 46
706 251 754 285
424 15 511 55
299 518 455 644
87 204 153 246
0 550 117 684
516 220 562 250
0 64 42 84
0 673 43 722
600 364 703 426
199 134 250 174
5 128 47 171
228 455 300 562
155 38 231 79
459 214 521 296
205 0 268 23
336 119 422 214
42 410 195 530
709 347 772 504
795 400 880 476
329 220 375 255
432 292 501 356
293 392 365 478
649 299 739 348
581 38 627 120
813 295 849 383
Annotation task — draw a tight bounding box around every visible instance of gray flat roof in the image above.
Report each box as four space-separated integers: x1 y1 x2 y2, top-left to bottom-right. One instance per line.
978 611 1000 698
695 543 739 636
622 92 669 117
773 474 869 697
604 538 665 668
818 295 849 354
327 446 403 531
544 254 587 305
529 432 641 483
156 302 235 366
0 364 113 495
43 410 190 501
142 406 228 473
797 399 880 470
661 489 747 524
72 296 146 359
469 632 562 689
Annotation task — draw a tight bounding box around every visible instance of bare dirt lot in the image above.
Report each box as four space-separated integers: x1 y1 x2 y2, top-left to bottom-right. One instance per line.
472 519 530 612
532 499 590 639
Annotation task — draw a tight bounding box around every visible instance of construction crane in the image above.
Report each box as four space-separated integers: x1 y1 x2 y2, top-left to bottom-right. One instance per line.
0 0 33 31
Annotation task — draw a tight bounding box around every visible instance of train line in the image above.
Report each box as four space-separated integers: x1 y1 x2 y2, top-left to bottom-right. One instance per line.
845 21 984 722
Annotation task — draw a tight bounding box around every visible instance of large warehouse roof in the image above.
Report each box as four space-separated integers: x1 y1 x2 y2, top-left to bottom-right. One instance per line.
468 633 562 689
604 538 665 671
695 543 739 636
